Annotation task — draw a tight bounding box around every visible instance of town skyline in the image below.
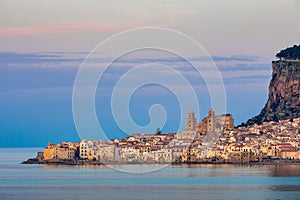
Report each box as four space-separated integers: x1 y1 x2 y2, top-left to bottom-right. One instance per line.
26 108 300 167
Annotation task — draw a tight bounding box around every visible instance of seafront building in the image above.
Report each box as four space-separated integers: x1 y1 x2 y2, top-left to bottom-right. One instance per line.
42 109 300 163
44 142 78 160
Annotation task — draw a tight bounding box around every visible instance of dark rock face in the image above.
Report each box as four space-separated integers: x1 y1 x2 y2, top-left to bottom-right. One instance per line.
246 60 300 125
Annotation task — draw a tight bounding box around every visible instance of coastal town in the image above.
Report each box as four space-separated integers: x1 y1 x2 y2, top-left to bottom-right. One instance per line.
26 108 300 165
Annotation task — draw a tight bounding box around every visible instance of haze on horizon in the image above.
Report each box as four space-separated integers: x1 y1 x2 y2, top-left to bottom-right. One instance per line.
0 0 300 147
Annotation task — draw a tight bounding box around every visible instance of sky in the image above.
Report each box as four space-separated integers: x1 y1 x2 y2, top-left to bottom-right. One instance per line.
0 0 300 147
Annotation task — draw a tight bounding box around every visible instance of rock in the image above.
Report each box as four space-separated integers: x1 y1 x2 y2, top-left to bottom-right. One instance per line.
22 158 45 164
246 46 300 125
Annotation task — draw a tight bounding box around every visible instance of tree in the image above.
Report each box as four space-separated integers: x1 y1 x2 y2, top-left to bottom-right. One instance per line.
273 115 279 122
276 45 300 60
156 127 161 134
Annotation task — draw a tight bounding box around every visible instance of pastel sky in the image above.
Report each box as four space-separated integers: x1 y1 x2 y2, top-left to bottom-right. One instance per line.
0 0 300 147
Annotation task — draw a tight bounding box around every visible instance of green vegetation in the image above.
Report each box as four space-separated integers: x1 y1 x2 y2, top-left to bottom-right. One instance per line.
276 45 300 60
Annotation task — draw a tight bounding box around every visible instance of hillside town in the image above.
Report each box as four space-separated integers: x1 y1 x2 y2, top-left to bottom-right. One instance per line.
27 109 300 165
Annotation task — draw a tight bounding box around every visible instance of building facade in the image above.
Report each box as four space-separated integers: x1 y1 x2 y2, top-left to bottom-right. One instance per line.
44 142 76 160
198 108 234 134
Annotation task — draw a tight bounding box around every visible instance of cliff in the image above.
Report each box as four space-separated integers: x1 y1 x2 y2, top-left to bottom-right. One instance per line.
246 53 300 125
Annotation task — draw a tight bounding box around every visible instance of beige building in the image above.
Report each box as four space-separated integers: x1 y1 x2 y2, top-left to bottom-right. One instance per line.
198 108 215 134
198 108 234 134
281 150 299 159
153 148 173 163
94 145 116 162
44 143 54 160
215 114 234 130
44 142 76 160
176 108 234 139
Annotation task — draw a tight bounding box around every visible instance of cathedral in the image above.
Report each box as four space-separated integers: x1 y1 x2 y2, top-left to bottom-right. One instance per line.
175 108 234 140
197 108 234 134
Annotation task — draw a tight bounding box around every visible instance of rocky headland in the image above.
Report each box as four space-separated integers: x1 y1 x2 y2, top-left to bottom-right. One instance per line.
246 45 300 125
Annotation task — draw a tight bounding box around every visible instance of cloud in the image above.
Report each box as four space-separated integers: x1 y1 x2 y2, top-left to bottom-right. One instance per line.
0 51 272 92
0 52 84 68
0 51 264 69
107 55 261 64
218 63 271 71
212 55 260 62
0 23 119 36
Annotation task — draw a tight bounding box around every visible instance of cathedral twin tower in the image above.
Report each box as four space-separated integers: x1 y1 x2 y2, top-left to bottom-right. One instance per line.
186 108 197 131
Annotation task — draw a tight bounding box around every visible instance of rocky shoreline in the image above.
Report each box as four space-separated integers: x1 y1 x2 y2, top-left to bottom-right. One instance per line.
22 158 104 165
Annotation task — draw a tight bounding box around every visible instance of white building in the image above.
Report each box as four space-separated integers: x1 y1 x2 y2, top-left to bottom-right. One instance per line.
79 140 94 159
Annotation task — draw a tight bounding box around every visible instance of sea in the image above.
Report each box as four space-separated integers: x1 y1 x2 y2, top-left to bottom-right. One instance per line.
1 148 300 200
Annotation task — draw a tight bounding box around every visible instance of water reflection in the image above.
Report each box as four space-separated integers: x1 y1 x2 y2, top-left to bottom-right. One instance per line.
178 164 300 177
2 149 300 200
269 165 300 177
270 185 300 192
43 163 300 177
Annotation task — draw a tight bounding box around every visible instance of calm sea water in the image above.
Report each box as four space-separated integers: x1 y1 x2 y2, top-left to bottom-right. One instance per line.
1 148 300 200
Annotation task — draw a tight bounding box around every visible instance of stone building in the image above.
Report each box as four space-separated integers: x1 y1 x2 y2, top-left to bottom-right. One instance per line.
186 108 197 131
44 142 76 160
197 108 215 134
198 108 234 134
176 108 234 139
215 114 234 130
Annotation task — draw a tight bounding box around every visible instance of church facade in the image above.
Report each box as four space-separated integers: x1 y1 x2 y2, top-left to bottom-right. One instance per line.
175 108 234 140
197 108 234 134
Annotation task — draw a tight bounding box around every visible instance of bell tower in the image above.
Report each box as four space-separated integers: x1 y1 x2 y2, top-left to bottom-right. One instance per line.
207 108 215 132
186 108 197 131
